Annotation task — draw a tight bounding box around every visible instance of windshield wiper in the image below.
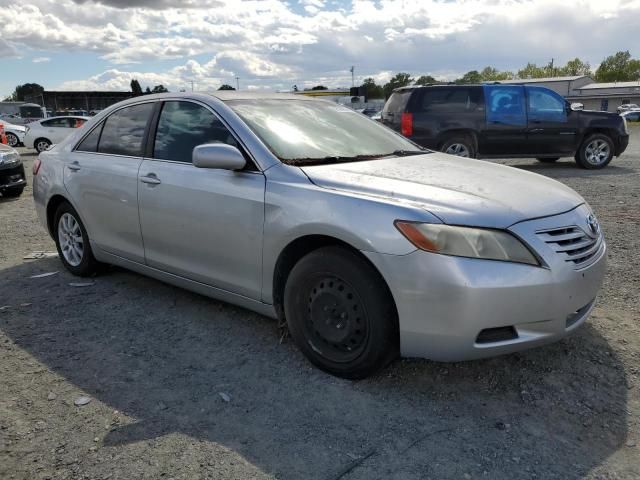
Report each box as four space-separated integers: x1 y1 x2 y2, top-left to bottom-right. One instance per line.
388 149 430 157
287 154 386 166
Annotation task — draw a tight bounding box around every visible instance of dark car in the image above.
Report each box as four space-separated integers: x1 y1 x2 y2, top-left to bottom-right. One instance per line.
381 84 630 169
0 144 26 198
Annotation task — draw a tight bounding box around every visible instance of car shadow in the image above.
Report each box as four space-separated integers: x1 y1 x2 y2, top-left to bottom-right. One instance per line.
0 258 630 479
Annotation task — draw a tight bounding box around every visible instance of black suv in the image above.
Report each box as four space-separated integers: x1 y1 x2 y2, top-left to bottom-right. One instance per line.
381 84 630 169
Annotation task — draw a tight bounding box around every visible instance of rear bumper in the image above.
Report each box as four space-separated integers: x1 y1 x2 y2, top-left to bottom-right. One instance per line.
364 205 606 362
615 134 629 156
0 163 26 191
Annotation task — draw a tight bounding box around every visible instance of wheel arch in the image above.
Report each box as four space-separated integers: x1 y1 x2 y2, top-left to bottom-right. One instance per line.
46 194 71 237
437 129 478 151
271 234 399 329
579 128 617 146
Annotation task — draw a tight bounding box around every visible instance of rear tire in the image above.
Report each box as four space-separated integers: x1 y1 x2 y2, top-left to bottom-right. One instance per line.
35 138 51 153
54 202 102 276
575 134 614 169
441 136 476 158
536 157 559 163
284 246 398 379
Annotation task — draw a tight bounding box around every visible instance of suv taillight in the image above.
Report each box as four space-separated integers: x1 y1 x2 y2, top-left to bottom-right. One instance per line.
33 158 42 175
401 112 413 137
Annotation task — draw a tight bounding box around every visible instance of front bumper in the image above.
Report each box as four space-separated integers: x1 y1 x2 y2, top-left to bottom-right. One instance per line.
364 205 606 361
615 134 629 156
0 162 26 192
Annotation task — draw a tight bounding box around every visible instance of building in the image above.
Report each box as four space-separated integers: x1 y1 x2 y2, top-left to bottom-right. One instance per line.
568 81 640 112
23 90 134 114
499 75 594 96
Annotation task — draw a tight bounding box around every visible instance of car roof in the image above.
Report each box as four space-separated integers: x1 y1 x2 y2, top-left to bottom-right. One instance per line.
41 116 91 121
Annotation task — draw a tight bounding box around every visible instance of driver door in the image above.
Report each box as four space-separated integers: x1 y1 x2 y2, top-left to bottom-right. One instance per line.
137 100 265 300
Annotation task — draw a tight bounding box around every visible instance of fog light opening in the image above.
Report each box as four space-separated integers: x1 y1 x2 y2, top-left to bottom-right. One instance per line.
476 326 518 344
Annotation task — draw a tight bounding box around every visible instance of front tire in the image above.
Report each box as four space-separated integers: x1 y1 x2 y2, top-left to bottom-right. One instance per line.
284 246 398 379
441 136 476 158
5 132 19 148
35 138 51 153
54 202 101 276
575 134 614 169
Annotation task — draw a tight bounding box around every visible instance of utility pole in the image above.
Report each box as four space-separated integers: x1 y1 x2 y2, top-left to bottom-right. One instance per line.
549 58 554 77
350 66 355 87
235 76 240 90
190 81 194 92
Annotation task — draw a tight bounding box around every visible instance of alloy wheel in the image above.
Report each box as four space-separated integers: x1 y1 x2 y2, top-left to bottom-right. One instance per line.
585 139 610 166
6 133 18 147
445 143 470 157
58 213 84 267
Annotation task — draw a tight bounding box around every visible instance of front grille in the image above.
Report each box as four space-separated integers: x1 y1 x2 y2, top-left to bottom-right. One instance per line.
537 225 603 268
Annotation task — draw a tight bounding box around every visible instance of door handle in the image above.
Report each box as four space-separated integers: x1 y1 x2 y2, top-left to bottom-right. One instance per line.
140 174 161 185
67 161 81 171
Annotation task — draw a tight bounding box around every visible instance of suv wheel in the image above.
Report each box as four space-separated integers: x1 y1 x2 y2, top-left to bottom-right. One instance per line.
54 202 102 276
441 136 476 158
284 246 398 379
575 134 614 169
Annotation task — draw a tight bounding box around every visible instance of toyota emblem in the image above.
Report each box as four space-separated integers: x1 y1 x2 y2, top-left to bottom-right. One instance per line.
587 214 600 236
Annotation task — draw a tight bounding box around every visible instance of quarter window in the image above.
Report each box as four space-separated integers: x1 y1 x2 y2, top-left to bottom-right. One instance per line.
527 87 567 123
420 88 480 113
484 85 526 126
98 103 153 157
153 101 239 163
76 124 103 153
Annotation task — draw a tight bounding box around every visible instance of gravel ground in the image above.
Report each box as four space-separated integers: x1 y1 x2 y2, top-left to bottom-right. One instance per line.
1 129 639 479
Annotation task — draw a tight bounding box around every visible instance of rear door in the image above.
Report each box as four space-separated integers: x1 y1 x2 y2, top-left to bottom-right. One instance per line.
64 102 154 263
479 85 532 155
526 86 579 155
137 100 265 300
380 89 413 131
410 86 484 149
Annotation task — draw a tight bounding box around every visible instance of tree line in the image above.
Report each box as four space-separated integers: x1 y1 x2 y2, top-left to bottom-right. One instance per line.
360 50 640 99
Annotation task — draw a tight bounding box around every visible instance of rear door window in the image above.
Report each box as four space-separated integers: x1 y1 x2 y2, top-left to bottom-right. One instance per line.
484 85 526 126
98 103 154 157
41 118 71 128
153 101 240 163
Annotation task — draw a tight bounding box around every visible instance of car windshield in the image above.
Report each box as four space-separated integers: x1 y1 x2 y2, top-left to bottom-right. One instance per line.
227 99 426 165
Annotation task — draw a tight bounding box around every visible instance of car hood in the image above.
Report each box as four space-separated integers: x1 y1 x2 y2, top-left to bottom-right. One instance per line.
300 153 585 228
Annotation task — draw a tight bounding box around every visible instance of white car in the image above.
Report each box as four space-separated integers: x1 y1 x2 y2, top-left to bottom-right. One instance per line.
616 103 640 114
0 120 27 148
24 116 89 153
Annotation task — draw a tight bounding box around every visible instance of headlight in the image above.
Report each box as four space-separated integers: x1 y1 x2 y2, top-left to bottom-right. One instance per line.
395 221 539 266
0 151 20 166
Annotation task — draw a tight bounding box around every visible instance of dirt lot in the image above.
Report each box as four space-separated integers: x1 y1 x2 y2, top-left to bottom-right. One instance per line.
1 129 639 480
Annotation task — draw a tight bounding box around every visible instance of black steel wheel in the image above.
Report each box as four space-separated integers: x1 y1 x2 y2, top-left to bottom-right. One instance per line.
284 246 398 379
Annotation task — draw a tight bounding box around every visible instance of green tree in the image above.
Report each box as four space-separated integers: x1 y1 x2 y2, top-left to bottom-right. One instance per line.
456 70 482 84
145 87 152 94
361 78 384 99
596 51 640 82
9 83 44 102
383 72 413 98
480 66 512 81
558 58 592 76
310 85 328 90
414 75 437 86
517 63 547 79
130 79 143 96
151 85 169 93
218 84 236 90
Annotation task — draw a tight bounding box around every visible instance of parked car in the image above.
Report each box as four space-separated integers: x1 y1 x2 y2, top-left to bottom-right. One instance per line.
33 92 606 378
381 84 629 169
616 103 640 114
24 116 89 153
0 144 26 198
0 120 27 147
621 110 640 123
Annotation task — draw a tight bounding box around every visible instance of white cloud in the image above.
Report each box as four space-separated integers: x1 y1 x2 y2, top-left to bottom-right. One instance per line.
1 0 639 92
32 56 51 63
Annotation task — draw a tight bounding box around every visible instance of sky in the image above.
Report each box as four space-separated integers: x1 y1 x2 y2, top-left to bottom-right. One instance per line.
0 0 639 98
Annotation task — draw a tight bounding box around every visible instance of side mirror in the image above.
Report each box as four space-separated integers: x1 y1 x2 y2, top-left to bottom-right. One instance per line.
192 143 246 171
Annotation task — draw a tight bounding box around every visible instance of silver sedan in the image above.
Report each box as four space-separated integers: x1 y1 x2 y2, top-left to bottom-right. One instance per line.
33 92 606 378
